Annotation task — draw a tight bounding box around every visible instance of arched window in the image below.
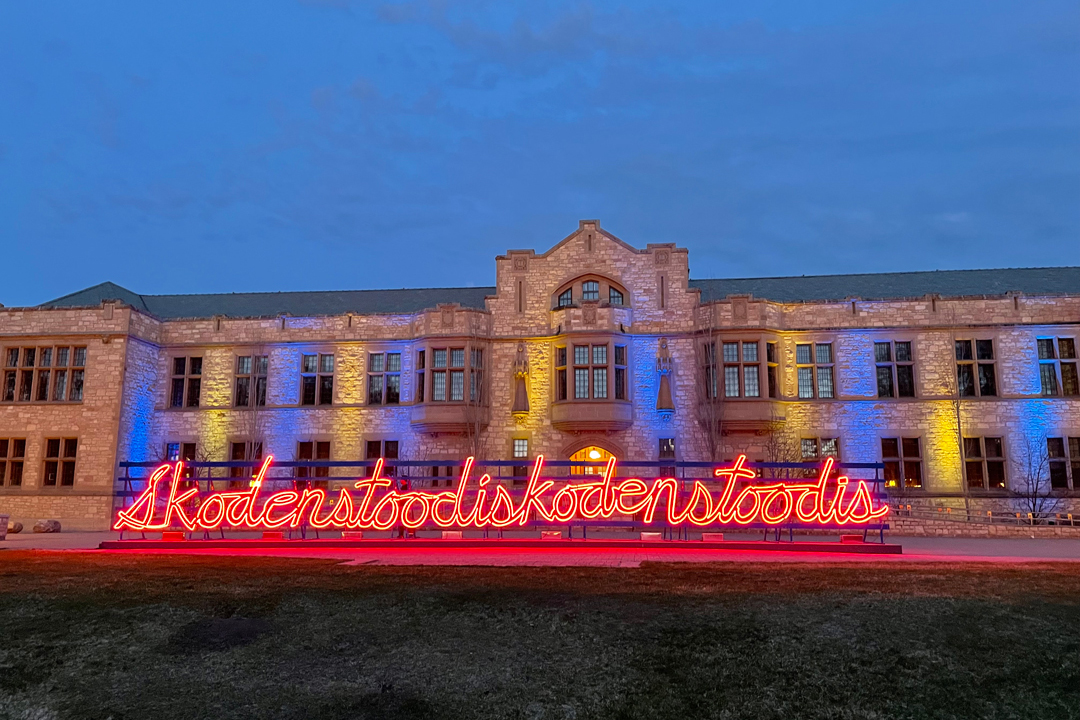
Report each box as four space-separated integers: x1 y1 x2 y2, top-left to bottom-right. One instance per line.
551 275 629 310
570 446 615 475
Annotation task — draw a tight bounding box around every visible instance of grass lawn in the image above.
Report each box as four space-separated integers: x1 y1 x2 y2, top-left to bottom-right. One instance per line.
0 553 1078 720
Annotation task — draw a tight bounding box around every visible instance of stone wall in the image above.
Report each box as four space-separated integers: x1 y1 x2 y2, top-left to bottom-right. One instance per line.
1 222 1078 532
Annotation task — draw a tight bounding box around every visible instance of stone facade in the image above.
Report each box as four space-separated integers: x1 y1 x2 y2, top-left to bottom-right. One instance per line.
1 220 1078 530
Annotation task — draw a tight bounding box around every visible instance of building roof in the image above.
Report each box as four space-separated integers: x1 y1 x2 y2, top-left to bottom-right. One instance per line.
40 282 495 319
37 267 1080 319
688 267 1080 304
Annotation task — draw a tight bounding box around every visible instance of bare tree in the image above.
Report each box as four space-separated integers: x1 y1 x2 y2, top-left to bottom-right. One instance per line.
761 416 801 479
695 324 725 463
233 345 269 486
1010 434 1063 523
462 323 489 463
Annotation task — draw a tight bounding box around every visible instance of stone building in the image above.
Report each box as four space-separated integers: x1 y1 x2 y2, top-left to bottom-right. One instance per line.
1 220 1078 530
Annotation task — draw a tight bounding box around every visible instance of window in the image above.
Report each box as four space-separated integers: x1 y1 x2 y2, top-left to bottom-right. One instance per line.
0 438 25 487
609 287 624 305
165 442 197 479
170 356 202 408
235 355 268 407
881 437 922 489
366 439 399 477
799 438 838 479
296 441 331 489
2 346 85 403
555 347 568 401
582 280 599 301
415 350 425 403
795 343 835 399
512 438 529 478
368 352 401 405
766 342 778 399
229 441 263 487
470 348 484 402
1038 338 1078 397
428 347 470 402
707 341 760 398
955 340 996 397
570 343 611 400
570 446 615 475
875 341 915 398
659 438 676 477
301 353 334 405
1048 437 1080 491
963 437 1006 490
43 438 77 487
557 288 573 308
614 345 627 400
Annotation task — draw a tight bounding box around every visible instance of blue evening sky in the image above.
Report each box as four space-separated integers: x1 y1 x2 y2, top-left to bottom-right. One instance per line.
1 1 1077 306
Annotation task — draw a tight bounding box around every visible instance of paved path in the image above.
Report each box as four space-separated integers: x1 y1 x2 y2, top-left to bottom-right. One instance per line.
4 532 1080 566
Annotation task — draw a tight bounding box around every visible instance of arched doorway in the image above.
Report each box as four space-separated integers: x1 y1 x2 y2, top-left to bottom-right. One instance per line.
569 445 615 475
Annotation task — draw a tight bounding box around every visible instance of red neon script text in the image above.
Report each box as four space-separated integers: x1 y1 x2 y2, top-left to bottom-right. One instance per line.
113 454 889 532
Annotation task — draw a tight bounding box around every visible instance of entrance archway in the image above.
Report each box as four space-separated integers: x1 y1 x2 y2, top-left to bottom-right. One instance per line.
569 445 615 475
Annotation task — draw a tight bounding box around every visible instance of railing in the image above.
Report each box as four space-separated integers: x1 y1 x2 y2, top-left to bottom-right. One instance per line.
113 458 890 542
891 504 1078 527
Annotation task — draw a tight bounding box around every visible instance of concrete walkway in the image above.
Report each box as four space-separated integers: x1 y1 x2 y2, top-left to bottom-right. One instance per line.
3 531 1080 566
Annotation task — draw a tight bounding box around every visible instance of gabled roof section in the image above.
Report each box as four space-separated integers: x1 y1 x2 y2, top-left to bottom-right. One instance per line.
529 219 646 259
40 282 151 313
40 284 494 319
690 267 1080 303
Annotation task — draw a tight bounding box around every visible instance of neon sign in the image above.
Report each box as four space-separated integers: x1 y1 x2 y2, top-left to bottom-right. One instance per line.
114 455 889 532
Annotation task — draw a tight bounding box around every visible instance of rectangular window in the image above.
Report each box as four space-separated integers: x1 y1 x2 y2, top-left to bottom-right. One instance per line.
724 366 740 398
469 348 483 403
1047 437 1080 491
876 341 915 398
963 436 1007 490
296 440 331 488
450 369 465 401
416 350 425 403
614 345 627 400
234 355 268 407
428 348 470 402
701 342 718 400
229 441 264 486
659 438 676 477
300 353 334 405
366 439 399 477
165 442 197 479
766 342 778 399
555 346 567 401
0 438 26 487
574 368 590 399
743 365 760 397
367 352 401 405
582 280 599 301
512 438 529 478
2 346 86 404
955 339 996 397
569 343 612 401
43 437 77 487
882 437 922 489
170 356 202 408
1039 338 1078 397
708 340 762 399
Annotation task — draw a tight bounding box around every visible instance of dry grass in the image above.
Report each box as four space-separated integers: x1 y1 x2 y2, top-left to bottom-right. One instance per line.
0 552 1078 719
